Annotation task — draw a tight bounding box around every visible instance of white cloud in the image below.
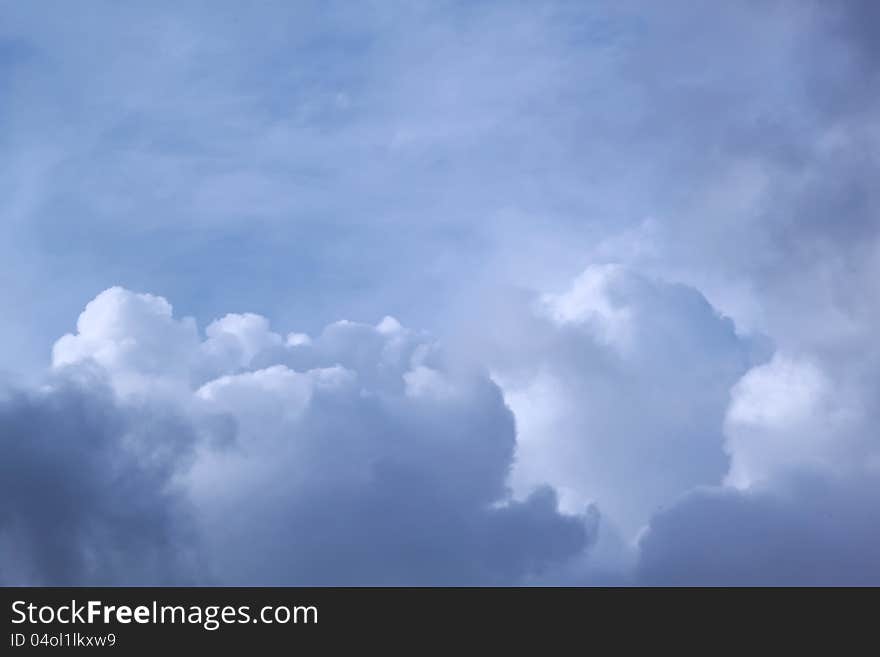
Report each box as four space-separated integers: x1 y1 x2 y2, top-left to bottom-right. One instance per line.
4 287 596 584
488 264 759 536
52 287 200 397
723 354 867 488
202 313 284 370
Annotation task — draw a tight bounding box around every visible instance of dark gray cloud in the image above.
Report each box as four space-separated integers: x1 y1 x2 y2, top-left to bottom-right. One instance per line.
0 369 200 585
637 473 880 586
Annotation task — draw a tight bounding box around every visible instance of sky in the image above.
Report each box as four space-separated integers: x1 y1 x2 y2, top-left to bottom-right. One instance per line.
1 0 879 585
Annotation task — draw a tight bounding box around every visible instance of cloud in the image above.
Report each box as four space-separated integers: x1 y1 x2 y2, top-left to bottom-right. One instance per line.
485 264 762 537
636 473 880 586
723 353 873 489
2 286 595 585
2 1 880 585
52 287 201 396
0 369 200 585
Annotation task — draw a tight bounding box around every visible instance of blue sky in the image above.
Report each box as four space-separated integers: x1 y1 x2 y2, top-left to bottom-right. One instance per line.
2 0 879 584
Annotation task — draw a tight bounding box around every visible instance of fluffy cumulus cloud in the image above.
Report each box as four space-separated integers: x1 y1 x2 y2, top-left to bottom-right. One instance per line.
485 265 763 538
723 354 874 489
2 287 593 585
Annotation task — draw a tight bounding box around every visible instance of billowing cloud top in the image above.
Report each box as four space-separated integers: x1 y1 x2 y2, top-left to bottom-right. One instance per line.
4 287 593 585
